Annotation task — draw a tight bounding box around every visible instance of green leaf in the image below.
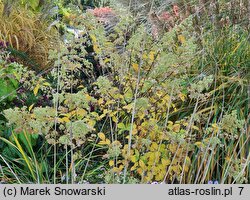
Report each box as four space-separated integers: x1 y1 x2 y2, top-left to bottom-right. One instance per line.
26 0 40 10
117 122 125 129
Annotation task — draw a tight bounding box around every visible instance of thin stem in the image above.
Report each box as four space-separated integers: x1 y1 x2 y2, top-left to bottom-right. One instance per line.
123 32 146 184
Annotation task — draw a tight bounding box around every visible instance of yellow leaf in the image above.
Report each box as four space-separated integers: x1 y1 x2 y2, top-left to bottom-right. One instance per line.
93 44 100 53
212 123 218 128
149 51 155 62
137 168 143 175
63 117 71 123
212 123 219 133
172 158 178 165
98 141 108 145
148 152 155 162
156 90 163 97
105 139 111 145
145 172 153 182
162 159 171 166
99 113 106 120
109 160 114 167
77 109 87 117
103 109 110 115
178 93 186 102
155 152 161 161
132 63 139 72
98 132 106 141
89 34 97 43
131 162 138 171
155 171 165 181
43 82 51 86
61 113 72 118
57 118 64 123
184 165 189 172
132 128 138 135
87 119 96 127
30 114 35 119
173 124 180 132
119 164 124 170
112 116 118 123
33 84 40 96
131 155 137 163
139 160 146 170
171 103 176 109
150 142 158 151
63 113 73 118
192 125 199 131
169 144 177 153
28 104 34 112
195 142 203 147
225 156 231 162
125 135 130 139
98 98 104 105
171 165 180 173
123 104 133 112
85 94 92 101
178 35 186 44
104 58 110 64
168 121 173 125
185 156 191 165
112 167 121 173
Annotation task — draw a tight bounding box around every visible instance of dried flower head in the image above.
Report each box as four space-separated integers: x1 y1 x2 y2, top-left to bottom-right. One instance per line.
173 4 179 17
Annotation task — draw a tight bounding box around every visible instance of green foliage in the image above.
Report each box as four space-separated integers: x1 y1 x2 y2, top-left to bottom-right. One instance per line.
0 131 45 183
0 64 19 104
